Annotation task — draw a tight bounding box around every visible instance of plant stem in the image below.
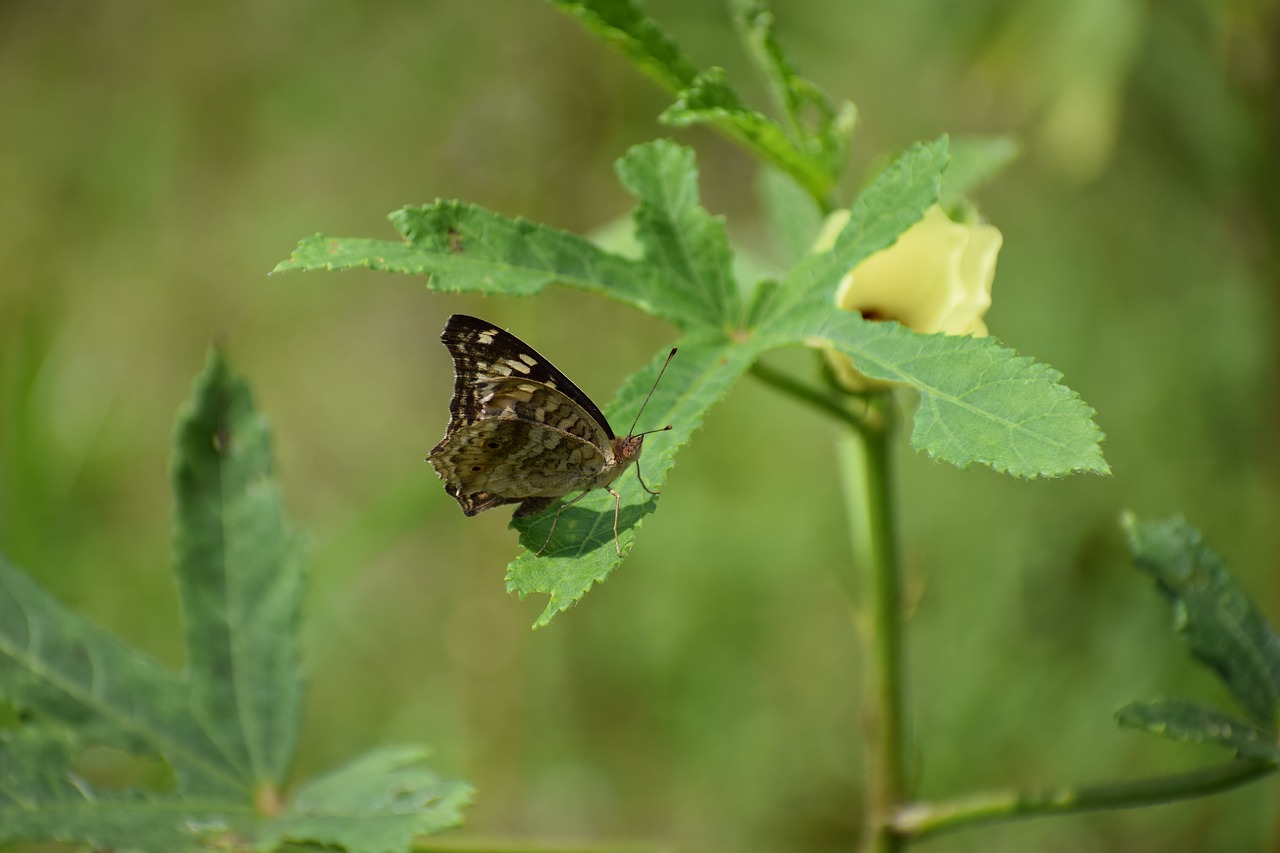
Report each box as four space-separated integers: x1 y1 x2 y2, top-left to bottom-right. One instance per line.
838 392 907 852
890 759 1277 841
748 361 871 438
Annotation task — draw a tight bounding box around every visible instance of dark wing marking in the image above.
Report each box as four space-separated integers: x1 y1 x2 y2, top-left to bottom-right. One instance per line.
439 314 615 439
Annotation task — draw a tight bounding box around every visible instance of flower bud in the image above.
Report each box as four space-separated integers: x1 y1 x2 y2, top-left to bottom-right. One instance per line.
823 204 1001 390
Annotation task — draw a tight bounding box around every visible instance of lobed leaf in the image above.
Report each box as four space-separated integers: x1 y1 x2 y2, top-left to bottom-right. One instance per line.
0 555 243 796
615 139 741 327
1116 699 1280 763
507 332 758 627
1 350 469 850
0 731 470 853
0 724 257 850
172 348 306 789
1123 514 1280 728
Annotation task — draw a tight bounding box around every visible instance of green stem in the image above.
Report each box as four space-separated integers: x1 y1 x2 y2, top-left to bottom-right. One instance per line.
748 361 871 437
890 759 1277 842
838 392 907 852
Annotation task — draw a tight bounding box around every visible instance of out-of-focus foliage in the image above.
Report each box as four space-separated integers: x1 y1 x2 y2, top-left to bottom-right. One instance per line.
1 1 1276 851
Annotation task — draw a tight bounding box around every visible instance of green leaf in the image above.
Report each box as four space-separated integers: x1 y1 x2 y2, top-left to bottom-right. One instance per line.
549 1 843 200
507 332 758 627
172 348 305 788
1116 699 1280 763
940 135 1021 208
819 321 1106 477
763 136 950 327
615 139 741 326
1 349 470 850
729 0 856 179
758 167 823 268
0 725 252 850
0 732 471 853
760 137 1108 478
277 144 741 332
661 67 833 200
546 0 699 92
257 746 473 853
0 554 243 795
271 235 465 278
1123 514 1280 728
275 205 654 306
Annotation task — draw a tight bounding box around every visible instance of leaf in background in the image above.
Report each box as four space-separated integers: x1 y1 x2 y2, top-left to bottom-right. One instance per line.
172 348 305 790
615 140 741 327
758 167 823 268
0 554 243 796
660 67 833 200
507 333 758 627
729 0 856 179
1123 514 1280 728
1 350 469 851
0 726 258 850
940 136 1021 209
256 746 472 853
1116 699 1280 763
551 0 843 200
547 0 699 92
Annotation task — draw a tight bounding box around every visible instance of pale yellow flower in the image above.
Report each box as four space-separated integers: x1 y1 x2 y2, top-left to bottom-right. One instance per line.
822 204 1002 390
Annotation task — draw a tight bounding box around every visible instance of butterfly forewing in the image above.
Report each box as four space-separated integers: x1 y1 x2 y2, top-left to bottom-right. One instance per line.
436 314 616 440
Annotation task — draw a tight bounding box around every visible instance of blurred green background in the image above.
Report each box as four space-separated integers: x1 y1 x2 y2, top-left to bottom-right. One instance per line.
2 1 1278 851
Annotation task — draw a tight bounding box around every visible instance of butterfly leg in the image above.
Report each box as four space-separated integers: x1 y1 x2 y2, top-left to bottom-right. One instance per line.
634 464 660 497
607 486 624 556
535 489 593 556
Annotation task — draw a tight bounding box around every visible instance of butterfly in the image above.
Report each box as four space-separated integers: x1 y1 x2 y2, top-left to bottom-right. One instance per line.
427 314 674 556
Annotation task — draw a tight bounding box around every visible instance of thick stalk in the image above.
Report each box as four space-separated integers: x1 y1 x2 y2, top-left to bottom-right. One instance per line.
838 392 906 852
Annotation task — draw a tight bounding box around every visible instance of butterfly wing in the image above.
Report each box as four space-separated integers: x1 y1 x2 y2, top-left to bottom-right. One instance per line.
429 415 611 514
436 314 615 440
427 340 616 514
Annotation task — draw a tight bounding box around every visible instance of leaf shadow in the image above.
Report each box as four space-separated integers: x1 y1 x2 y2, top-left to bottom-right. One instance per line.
518 494 660 558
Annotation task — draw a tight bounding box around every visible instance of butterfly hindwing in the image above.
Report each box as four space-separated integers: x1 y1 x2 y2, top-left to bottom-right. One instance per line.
430 417 609 503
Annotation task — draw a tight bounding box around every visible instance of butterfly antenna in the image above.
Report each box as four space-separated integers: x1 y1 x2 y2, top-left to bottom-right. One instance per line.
627 347 678 438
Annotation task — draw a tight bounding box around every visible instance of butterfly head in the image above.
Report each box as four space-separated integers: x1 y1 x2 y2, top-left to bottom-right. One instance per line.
611 346 677 493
